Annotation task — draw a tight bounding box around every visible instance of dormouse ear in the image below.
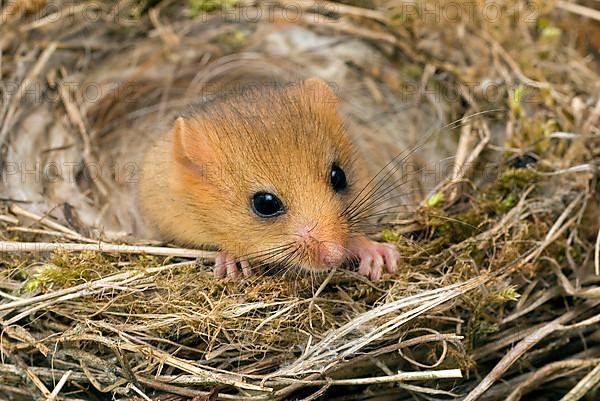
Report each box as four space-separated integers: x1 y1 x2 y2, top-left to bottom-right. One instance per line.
303 77 338 107
172 116 213 175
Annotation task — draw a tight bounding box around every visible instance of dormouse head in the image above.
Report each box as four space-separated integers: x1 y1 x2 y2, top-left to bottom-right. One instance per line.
171 78 370 273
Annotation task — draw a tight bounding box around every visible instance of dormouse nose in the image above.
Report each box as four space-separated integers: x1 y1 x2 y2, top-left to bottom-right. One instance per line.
295 223 346 269
317 242 345 268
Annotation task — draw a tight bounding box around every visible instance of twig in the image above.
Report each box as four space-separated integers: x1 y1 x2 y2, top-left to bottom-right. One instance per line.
0 261 196 312
308 267 336 322
399 383 460 397
271 369 462 386
300 14 396 45
0 241 215 259
464 301 600 401
7 226 77 238
0 43 58 145
277 0 388 22
0 364 258 401
1 345 52 398
20 3 100 31
130 384 152 401
556 1 600 22
9 205 93 242
536 164 595 175
275 264 513 377
506 359 600 401
47 370 72 401
58 333 271 393
0 215 19 224
464 319 564 401
595 227 599 275
58 77 92 161
299 381 332 401
136 375 249 400
0 383 32 397
559 363 600 401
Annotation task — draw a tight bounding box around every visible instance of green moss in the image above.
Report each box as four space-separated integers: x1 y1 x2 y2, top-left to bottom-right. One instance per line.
401 64 425 80
430 208 484 244
496 168 539 191
501 193 517 209
466 285 520 348
490 285 521 303
188 0 238 16
21 250 152 292
474 320 499 337
380 228 402 243
131 0 164 17
537 17 551 30
539 26 561 43
419 162 542 259
426 191 445 208
509 84 526 116
24 251 103 291
509 116 558 153
24 277 42 293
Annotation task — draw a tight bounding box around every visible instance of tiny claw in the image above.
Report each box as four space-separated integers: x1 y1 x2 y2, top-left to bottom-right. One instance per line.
358 254 373 277
240 260 252 278
381 243 400 273
214 251 255 278
349 236 400 281
214 252 227 278
225 255 239 278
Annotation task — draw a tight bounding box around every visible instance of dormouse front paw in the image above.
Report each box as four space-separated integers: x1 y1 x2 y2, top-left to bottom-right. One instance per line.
214 251 255 278
348 235 400 281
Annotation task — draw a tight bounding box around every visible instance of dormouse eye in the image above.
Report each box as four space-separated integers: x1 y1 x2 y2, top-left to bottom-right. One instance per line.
330 163 347 192
251 192 285 218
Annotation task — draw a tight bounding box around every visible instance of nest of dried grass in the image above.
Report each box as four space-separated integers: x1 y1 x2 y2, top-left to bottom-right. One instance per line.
1 1 599 400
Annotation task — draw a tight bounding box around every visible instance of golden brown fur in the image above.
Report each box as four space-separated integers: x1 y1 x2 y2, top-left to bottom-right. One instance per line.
138 79 372 271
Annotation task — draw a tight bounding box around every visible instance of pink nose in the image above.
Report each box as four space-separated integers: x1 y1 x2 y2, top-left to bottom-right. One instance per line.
317 242 345 268
295 224 346 269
